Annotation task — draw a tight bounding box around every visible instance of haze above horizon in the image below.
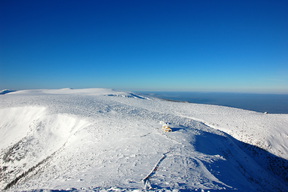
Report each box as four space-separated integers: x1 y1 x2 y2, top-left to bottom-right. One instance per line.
1 0 287 93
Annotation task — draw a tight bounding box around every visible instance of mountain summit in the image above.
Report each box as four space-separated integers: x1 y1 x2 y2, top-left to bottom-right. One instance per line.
1 89 287 191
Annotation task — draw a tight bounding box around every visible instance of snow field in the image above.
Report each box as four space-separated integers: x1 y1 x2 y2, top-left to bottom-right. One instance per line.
0 88 287 191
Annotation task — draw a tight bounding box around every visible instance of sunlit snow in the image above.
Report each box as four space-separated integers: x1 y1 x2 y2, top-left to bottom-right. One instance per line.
0 88 287 191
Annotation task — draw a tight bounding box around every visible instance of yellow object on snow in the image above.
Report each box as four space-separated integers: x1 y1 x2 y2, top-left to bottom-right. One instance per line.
162 124 172 132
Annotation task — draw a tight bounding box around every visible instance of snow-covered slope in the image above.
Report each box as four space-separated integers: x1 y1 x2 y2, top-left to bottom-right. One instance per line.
0 88 287 191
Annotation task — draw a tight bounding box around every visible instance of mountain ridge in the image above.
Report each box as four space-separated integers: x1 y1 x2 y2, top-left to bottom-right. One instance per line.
0 88 287 191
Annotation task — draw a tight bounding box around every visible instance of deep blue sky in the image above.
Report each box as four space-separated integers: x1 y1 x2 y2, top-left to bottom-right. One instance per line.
1 0 287 93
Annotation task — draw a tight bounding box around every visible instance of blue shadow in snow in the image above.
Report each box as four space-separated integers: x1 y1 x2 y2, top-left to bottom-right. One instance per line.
0 89 16 95
194 129 288 192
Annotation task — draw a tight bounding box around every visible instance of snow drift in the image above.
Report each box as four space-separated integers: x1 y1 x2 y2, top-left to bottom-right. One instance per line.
0 106 90 190
0 88 287 191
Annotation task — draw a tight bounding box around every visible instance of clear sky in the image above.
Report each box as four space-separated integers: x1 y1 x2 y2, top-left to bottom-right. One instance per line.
0 0 287 93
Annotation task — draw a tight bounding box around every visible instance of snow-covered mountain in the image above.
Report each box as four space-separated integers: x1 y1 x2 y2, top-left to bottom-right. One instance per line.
0 88 287 191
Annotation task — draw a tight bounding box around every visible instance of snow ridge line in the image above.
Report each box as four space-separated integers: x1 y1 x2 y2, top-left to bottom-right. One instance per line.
142 152 169 190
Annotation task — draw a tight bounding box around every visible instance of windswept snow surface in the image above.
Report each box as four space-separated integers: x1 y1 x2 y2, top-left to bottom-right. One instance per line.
0 88 287 191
